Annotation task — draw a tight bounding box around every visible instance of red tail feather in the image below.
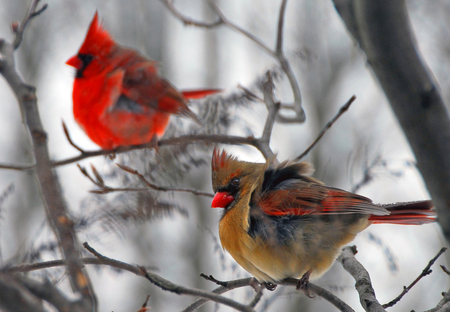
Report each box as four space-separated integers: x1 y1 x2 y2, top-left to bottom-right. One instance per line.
182 89 220 99
369 200 435 225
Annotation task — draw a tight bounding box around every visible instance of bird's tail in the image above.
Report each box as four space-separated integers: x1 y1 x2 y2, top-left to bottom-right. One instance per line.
179 89 221 125
369 200 435 225
182 89 220 100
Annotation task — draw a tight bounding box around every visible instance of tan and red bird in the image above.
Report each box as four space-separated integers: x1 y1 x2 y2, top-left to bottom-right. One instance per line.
211 149 435 288
66 13 217 149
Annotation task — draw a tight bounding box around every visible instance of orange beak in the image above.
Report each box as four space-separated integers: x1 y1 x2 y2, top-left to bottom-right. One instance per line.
66 55 82 69
212 192 235 209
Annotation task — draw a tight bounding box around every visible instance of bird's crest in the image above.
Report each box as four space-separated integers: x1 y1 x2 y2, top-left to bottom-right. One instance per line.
78 12 115 56
212 148 239 173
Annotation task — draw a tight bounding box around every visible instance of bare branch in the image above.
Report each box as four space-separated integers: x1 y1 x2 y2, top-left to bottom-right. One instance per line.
0 162 34 171
140 266 255 312
3 257 157 273
276 0 288 54
53 134 257 167
295 95 355 161
83 243 255 312
62 121 85 153
11 0 48 49
257 71 279 161
162 0 305 123
247 283 264 308
162 0 223 27
383 247 447 309
441 265 450 276
351 154 382 193
78 163 214 197
138 295 151 312
116 164 214 197
337 246 385 312
205 0 275 57
280 278 355 312
0 3 95 309
197 274 354 312
182 277 255 312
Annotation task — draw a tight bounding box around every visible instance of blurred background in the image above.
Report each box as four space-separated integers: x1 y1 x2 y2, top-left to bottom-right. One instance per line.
0 0 449 311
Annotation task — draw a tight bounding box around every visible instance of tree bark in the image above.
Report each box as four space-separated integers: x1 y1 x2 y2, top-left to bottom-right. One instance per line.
333 0 450 240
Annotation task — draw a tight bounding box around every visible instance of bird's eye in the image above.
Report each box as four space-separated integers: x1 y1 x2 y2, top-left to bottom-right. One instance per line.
78 53 94 67
230 177 240 188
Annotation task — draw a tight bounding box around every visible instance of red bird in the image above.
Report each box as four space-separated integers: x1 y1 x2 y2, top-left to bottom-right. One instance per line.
211 149 435 289
66 13 217 149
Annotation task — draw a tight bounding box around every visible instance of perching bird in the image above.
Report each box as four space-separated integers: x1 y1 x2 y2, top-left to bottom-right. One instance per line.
66 13 217 149
211 149 435 289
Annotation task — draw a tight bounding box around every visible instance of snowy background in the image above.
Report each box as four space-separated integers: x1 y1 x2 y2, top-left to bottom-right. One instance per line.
0 0 449 311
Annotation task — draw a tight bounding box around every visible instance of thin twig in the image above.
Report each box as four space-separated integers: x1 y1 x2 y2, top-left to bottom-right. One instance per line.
62 121 85 153
12 0 48 49
441 265 450 276
276 0 288 54
116 164 214 197
247 283 264 308
182 277 255 312
238 84 265 104
0 162 35 171
295 95 356 161
197 274 353 312
258 71 279 162
140 267 255 312
280 278 355 312
382 247 447 309
162 0 223 28
205 0 275 57
78 162 213 197
3 257 158 273
163 0 305 123
351 154 382 193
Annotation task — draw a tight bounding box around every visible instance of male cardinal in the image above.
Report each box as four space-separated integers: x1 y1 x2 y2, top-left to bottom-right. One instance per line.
211 149 435 289
66 13 217 149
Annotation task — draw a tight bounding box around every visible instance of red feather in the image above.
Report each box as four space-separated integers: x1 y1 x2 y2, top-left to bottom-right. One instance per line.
66 13 218 149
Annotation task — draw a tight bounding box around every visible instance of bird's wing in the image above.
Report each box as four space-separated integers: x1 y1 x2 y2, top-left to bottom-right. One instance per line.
119 61 201 123
257 164 389 217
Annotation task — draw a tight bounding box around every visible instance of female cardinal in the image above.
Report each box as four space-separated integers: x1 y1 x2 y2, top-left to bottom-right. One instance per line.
66 13 217 149
211 149 435 289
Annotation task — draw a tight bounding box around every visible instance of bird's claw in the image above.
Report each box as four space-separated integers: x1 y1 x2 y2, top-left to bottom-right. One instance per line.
261 282 277 291
296 270 313 298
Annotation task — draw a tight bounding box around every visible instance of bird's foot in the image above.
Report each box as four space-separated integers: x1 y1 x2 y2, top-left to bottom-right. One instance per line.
260 282 277 291
296 270 313 298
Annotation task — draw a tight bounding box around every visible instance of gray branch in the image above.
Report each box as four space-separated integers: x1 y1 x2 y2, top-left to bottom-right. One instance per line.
0 1 96 310
332 0 450 240
337 246 385 312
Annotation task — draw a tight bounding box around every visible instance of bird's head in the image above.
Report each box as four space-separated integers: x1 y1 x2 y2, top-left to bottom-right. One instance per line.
66 12 115 78
211 149 266 212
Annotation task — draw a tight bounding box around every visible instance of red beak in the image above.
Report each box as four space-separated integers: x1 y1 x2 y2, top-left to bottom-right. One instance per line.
212 192 235 209
66 55 82 69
